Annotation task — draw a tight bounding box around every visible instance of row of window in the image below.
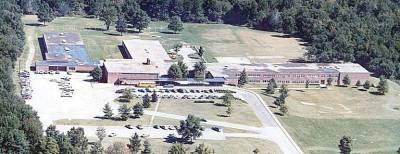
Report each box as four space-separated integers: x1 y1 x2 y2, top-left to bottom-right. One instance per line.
249 80 321 84
236 73 339 78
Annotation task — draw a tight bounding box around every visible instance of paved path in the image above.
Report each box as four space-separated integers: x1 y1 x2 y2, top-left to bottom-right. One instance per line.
25 29 36 70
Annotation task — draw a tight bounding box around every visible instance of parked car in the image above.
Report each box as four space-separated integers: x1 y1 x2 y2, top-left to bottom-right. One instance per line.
125 125 133 129
211 126 223 132
153 125 159 129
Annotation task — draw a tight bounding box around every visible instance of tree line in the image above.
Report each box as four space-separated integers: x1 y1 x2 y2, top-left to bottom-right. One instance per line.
0 0 44 153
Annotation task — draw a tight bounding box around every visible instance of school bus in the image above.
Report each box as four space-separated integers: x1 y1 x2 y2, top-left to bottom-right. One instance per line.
137 81 156 88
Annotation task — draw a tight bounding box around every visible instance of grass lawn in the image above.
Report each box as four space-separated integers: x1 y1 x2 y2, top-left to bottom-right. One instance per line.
54 116 152 127
99 137 282 154
156 99 262 127
253 78 400 154
141 22 305 63
22 15 129 61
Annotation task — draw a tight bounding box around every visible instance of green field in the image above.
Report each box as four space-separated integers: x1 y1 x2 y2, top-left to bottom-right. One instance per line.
157 99 262 127
22 15 127 61
142 22 305 63
98 137 283 154
253 78 400 154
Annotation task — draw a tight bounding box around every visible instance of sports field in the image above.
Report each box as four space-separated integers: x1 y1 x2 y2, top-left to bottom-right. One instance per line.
141 22 306 63
254 78 400 154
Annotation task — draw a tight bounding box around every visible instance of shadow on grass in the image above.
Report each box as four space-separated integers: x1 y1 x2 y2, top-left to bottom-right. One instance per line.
85 27 106 31
274 112 284 116
269 105 277 108
369 91 384 96
358 89 368 92
25 23 43 27
94 116 125 121
163 136 196 145
104 32 122 36
160 31 177 34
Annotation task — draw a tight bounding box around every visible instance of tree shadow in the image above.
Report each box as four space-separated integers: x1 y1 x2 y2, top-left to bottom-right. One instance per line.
160 31 177 34
85 27 106 31
25 23 43 27
104 32 122 36
358 89 368 92
213 103 226 107
270 34 293 38
274 112 284 116
269 105 277 108
369 91 383 95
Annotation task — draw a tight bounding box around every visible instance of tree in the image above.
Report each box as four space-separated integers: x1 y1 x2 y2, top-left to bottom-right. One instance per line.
280 105 288 116
168 143 187 154
37 2 54 26
253 148 260 154
177 115 203 143
194 62 206 78
377 76 389 95
103 103 114 119
238 69 248 87
338 136 352 154
45 125 59 139
279 84 289 99
131 9 150 33
198 46 205 57
95 127 106 142
221 92 234 107
106 142 129 154
42 137 60 154
305 79 310 88
98 0 117 31
115 15 127 36
177 60 188 78
168 16 184 33
124 89 134 100
57 134 74 154
226 105 233 117
142 94 151 108
127 133 141 154
173 43 183 53
90 141 104 154
118 104 131 121
193 143 214 154
269 78 277 88
141 140 152 154
363 80 371 90
67 127 88 153
151 90 158 102
91 66 102 81
132 103 144 118
265 79 276 94
355 80 361 87
342 75 351 87
327 78 333 86
168 64 183 79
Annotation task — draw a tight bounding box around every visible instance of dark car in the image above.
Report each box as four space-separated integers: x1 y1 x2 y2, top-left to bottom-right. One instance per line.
125 125 133 129
211 126 222 132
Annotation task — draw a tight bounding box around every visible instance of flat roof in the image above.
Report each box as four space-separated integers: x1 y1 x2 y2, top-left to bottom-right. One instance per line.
104 59 171 74
42 32 96 65
206 63 369 77
122 39 172 63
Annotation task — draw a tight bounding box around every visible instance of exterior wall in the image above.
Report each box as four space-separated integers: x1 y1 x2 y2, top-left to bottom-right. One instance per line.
122 42 132 59
75 65 96 73
338 72 370 85
105 71 159 84
223 69 369 86
35 65 49 72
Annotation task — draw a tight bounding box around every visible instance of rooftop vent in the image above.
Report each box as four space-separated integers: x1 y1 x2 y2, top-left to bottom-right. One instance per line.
65 47 70 51
62 39 66 43
59 33 65 36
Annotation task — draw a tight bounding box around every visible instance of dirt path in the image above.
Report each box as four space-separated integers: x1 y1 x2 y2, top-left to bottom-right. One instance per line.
25 28 36 70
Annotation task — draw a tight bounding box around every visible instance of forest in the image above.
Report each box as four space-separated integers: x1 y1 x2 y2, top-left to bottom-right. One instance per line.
0 0 399 153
